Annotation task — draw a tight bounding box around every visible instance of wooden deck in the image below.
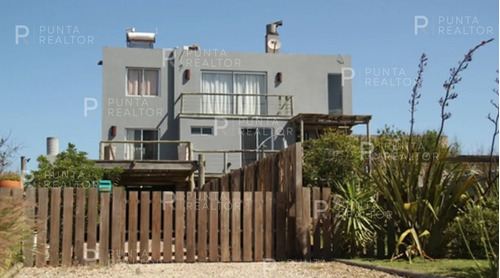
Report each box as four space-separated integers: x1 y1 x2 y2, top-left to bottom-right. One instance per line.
94 160 198 187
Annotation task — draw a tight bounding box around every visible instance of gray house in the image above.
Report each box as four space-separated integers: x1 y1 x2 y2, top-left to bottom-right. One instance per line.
99 23 370 184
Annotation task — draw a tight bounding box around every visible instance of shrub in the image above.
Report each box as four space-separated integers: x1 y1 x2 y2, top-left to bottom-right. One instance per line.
303 129 362 188
445 185 499 259
27 143 122 188
0 172 21 181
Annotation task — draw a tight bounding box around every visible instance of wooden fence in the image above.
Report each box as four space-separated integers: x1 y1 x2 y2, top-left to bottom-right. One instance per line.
3 142 395 267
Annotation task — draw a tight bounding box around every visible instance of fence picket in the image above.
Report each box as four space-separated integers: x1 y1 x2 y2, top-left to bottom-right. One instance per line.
152 191 162 262
220 192 230 262
302 187 311 260
86 188 98 266
99 192 110 265
197 192 207 262
209 192 219 262
163 192 173 263
186 191 196 263
74 188 85 265
243 192 252 261
321 188 333 259
275 192 286 260
128 191 138 263
62 188 74 266
35 188 48 267
231 192 241 262
23 188 36 267
312 187 321 259
264 192 273 259
254 192 264 262
175 191 185 262
111 188 124 263
49 188 61 266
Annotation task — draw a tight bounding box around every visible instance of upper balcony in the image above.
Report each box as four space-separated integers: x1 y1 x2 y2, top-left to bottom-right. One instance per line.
175 92 293 118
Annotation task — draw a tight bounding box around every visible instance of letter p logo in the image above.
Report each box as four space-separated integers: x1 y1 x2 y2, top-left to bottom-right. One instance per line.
15 25 29 44
414 16 429 35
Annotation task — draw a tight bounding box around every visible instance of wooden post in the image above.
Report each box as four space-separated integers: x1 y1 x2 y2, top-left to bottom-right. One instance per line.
300 119 304 143
293 143 306 259
20 156 26 188
198 154 205 190
99 142 105 160
223 152 228 174
366 120 371 172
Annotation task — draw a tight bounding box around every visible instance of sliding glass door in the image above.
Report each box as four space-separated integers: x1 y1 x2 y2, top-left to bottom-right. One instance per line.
125 129 159 160
201 72 266 115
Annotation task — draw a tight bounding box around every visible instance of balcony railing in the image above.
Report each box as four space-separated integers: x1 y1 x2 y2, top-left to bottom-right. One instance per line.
176 92 293 117
99 140 193 161
193 149 280 174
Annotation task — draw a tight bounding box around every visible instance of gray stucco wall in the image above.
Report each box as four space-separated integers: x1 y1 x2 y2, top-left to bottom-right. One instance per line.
101 46 352 172
174 49 352 115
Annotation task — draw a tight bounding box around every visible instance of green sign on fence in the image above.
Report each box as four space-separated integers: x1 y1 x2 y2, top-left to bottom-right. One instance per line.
98 180 112 192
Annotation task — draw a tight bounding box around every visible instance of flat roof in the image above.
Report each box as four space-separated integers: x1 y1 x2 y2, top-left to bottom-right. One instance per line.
291 113 372 128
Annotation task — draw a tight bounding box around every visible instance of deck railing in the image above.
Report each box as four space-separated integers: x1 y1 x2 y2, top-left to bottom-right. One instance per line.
176 92 293 117
99 140 193 161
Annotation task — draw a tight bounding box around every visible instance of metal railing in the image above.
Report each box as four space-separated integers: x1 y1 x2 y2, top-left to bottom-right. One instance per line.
99 140 193 161
193 149 279 174
176 92 293 117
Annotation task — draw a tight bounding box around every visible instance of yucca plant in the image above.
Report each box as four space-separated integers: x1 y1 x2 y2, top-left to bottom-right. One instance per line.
333 179 381 256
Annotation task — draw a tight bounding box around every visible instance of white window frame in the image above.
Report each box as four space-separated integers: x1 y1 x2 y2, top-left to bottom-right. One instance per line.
125 128 160 160
126 68 161 97
191 126 214 136
200 71 267 115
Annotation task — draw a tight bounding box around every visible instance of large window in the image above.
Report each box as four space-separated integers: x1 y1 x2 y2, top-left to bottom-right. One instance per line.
127 68 159 96
201 72 266 115
241 128 285 166
125 129 159 160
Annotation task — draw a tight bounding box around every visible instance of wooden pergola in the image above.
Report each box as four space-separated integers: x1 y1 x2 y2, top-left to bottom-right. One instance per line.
291 113 372 141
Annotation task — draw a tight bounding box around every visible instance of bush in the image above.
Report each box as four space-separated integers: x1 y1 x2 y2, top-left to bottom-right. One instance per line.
303 129 362 188
0 195 33 274
444 186 499 259
0 172 20 181
27 143 122 188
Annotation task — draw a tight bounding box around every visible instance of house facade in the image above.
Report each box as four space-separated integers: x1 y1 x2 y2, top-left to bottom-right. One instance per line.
100 25 355 174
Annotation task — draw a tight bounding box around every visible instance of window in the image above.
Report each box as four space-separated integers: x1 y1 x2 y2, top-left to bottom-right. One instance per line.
201 72 266 115
127 68 159 96
328 74 343 115
241 128 285 166
125 129 159 160
191 126 213 135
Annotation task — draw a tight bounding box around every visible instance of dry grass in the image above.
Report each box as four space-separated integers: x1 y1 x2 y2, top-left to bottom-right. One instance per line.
0 194 33 275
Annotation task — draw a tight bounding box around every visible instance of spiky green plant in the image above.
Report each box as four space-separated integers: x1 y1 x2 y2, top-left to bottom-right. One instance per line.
333 179 381 256
369 143 477 259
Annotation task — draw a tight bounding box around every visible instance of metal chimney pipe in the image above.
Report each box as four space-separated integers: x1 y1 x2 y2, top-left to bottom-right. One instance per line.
46 137 59 156
266 20 283 35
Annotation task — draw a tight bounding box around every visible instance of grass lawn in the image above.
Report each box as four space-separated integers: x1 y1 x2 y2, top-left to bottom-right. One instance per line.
348 258 493 278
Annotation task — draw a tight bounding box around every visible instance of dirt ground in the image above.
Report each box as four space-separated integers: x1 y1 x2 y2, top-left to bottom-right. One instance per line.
16 261 397 278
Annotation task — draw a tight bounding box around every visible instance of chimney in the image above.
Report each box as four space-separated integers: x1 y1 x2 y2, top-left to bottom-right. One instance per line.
265 20 283 53
46 137 59 163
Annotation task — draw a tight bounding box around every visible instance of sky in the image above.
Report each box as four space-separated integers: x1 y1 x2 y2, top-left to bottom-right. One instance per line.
0 0 498 171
